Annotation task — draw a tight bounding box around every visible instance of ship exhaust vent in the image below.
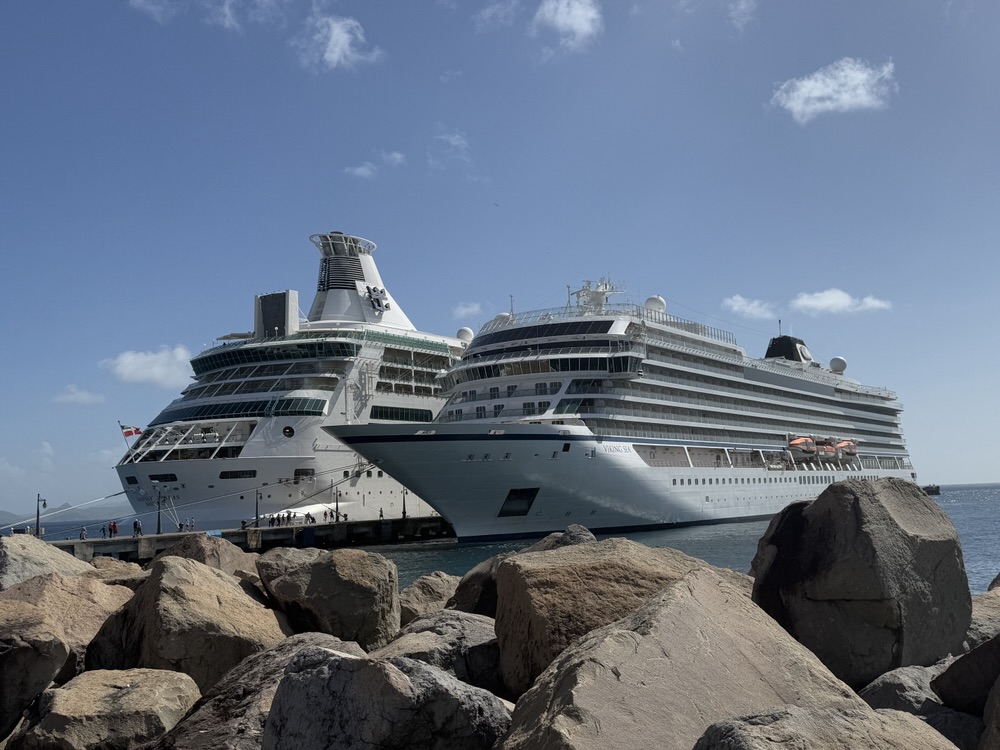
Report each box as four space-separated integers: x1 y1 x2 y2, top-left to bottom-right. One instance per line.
317 255 364 291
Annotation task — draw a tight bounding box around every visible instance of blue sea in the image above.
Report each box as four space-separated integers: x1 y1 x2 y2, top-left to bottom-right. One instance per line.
21 484 999 594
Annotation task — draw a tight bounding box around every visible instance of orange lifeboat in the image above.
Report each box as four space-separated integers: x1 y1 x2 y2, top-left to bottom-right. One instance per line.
836 440 858 457
788 435 816 459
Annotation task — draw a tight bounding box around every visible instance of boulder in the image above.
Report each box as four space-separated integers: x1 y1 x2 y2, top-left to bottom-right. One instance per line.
0 534 92 590
0 573 132 682
931 633 1000 716
150 534 258 577
859 662 982 750
979 675 1000 750
967 588 1000 651
84 558 149 590
256 547 399 651
692 705 961 750
0 600 70 741
262 648 511 750
494 537 750 697
497 567 866 750
86 556 292 692
751 478 971 688
373 609 506 698
4 668 200 750
401 571 460 626
447 525 597 617
145 633 365 750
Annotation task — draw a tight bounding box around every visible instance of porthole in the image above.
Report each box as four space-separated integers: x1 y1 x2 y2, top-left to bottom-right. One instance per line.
282 426 295 438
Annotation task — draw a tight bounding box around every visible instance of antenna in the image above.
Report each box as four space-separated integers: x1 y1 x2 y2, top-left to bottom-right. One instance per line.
509 294 514 316
778 319 782 336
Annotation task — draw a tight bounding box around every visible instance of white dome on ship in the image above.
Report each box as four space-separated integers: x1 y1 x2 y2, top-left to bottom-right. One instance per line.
457 327 474 342
494 312 511 322
830 356 847 374
644 295 666 313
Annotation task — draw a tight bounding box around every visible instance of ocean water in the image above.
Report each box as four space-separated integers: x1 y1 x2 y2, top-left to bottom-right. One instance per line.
20 484 998 594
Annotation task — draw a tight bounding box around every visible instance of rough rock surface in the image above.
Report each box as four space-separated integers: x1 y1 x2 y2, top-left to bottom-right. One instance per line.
967 588 1000 651
400 571 460 627
494 537 749 697
256 547 399 651
0 534 93 590
373 609 506 698
262 648 511 750
447 525 597 617
691 705 962 750
0 600 70 741
145 633 365 750
498 567 866 750
931 633 1000 716
150 534 259 577
84 558 150 590
979 674 1000 750
0 573 132 683
86 556 292 692
5 668 200 750
751 478 971 688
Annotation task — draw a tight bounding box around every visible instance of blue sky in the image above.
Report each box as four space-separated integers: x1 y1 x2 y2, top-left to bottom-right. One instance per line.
1 0 997 516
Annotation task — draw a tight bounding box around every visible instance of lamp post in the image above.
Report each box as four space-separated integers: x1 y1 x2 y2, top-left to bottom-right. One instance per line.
402 488 408 519
35 493 46 537
335 487 340 522
156 488 162 535
255 490 260 528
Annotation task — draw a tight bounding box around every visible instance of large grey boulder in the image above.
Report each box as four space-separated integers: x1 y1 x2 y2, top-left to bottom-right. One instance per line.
150 534 258 577
0 535 92 590
931 632 1000 716
967 588 1000 651
85 557 149 590
145 633 365 750
447 525 597 617
751 478 971 688
494 537 749 697
0 600 70 741
400 570 461 626
0 573 132 683
86 556 292 692
498 567 866 750
692 705 961 750
262 648 511 750
373 609 506 698
5 668 200 750
256 547 399 651
979 675 1000 750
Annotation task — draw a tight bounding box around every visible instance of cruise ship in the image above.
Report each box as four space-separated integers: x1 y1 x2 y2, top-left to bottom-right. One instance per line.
328 279 918 541
116 231 469 527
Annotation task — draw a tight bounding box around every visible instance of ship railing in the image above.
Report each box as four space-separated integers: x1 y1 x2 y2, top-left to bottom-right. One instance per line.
476 303 738 346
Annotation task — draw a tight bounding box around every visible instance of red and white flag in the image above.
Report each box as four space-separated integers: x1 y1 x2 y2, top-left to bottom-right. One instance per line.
120 424 143 438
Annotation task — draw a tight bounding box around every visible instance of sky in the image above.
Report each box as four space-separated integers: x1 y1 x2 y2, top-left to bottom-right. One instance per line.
1 0 998 517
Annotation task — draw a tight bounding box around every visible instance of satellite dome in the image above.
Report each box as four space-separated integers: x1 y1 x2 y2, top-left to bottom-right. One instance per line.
644 295 667 313
830 356 847 374
457 327 474 342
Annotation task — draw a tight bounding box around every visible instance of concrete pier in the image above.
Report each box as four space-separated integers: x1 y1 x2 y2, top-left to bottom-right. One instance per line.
50 515 455 564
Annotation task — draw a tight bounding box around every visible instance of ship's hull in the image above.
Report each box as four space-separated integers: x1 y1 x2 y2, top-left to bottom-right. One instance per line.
328 422 916 541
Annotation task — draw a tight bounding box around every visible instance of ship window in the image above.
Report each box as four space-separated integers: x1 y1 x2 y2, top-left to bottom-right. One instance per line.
562 443 570 452
125 476 138 485
498 487 539 517
523 402 536 415
489 387 500 399
344 471 350 478
476 406 487 418
493 405 504 417
539 401 550 411
366 470 372 478
149 474 178 482
507 385 517 397
535 382 548 395
294 469 315 477
220 470 257 479
549 382 562 393
370 406 434 422
377 470 383 477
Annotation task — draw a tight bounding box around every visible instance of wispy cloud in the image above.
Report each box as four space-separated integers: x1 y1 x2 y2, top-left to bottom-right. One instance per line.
531 0 603 51
789 288 892 315
39 442 55 473
292 12 384 71
428 128 474 171
52 385 105 405
343 151 407 179
475 0 521 30
722 295 777 320
771 57 897 124
101 346 194 389
128 0 180 24
453 302 483 319
727 0 756 30
440 70 463 84
129 0 289 30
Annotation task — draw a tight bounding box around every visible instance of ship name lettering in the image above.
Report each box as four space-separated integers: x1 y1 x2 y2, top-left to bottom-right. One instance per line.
603 445 632 454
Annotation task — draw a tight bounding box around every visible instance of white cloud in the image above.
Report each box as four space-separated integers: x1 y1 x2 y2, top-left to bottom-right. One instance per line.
0 456 26 482
727 0 756 30
52 385 105 405
531 0 603 51
39 442 55 473
101 346 194 389
722 295 777 320
789 288 892 315
292 13 384 72
129 0 180 24
453 302 483 319
440 70 463 84
380 151 406 167
475 0 521 30
429 129 474 170
771 57 897 124
344 161 377 179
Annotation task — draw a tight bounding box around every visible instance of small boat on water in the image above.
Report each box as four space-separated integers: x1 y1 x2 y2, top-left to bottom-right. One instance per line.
922 484 941 496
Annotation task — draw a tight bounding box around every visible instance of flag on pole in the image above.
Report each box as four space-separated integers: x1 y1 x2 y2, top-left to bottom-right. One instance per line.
120 424 143 438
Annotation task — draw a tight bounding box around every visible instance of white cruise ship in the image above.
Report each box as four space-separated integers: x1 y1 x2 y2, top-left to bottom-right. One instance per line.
116 231 469 528
328 279 918 541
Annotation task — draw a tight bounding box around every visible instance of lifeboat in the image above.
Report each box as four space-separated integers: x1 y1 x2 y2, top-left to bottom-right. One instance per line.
836 439 858 457
815 443 837 461
787 435 816 460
